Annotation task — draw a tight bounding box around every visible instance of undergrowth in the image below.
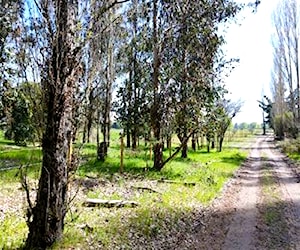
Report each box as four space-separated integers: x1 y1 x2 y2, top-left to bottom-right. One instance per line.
0 130 249 249
278 138 300 161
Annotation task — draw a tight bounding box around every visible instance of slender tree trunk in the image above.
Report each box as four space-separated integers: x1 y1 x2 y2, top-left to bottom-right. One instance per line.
179 130 188 158
151 0 163 170
219 137 224 152
132 128 137 149
192 133 196 151
82 120 87 144
87 117 92 143
103 9 114 148
167 134 172 157
132 5 138 150
207 138 210 153
200 134 204 149
126 127 131 148
211 137 215 149
196 136 200 150
153 142 163 170
25 1 78 248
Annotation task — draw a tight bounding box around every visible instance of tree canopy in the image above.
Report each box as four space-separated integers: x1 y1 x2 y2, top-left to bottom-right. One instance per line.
0 0 247 248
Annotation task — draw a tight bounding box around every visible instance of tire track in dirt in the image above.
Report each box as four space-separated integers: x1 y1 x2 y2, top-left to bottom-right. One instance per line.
179 135 300 249
222 137 263 250
263 136 300 249
223 135 300 249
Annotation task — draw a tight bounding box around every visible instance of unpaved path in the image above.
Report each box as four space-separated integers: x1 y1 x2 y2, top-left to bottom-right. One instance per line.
222 138 261 249
222 135 300 250
185 135 300 250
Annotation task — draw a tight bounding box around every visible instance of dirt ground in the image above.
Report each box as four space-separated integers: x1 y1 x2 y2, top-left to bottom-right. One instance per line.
179 135 300 250
3 135 300 249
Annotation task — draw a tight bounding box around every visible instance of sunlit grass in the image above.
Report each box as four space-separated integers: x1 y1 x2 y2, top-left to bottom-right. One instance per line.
0 148 42 163
56 144 247 248
0 213 28 250
0 128 250 249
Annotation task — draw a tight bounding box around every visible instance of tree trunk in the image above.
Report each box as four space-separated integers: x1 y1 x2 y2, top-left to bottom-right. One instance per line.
87 115 93 143
126 127 131 148
207 138 210 153
82 120 87 144
25 1 77 248
200 134 204 149
181 139 188 158
106 123 111 147
196 136 200 150
151 0 163 171
219 136 224 152
97 142 108 161
132 127 137 149
211 137 215 149
105 10 114 148
153 142 163 171
167 134 172 157
192 133 196 151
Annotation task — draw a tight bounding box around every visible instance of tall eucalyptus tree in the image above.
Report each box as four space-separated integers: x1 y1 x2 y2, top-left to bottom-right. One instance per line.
115 0 152 149
151 0 240 164
272 0 300 137
24 0 128 247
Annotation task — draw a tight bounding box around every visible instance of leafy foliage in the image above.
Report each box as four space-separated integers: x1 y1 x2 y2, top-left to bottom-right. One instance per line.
11 91 34 146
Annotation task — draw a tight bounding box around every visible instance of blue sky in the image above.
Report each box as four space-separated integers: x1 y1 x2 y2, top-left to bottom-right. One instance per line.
223 0 280 124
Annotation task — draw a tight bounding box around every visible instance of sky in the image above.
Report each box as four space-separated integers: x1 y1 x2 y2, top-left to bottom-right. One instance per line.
223 0 280 124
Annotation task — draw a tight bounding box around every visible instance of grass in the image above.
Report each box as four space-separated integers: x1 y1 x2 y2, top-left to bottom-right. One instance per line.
0 129 250 249
278 137 300 161
0 213 28 250
258 161 288 249
58 141 247 248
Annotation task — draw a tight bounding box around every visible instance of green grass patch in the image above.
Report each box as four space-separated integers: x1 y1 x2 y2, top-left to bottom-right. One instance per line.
0 213 28 250
0 148 42 163
278 138 300 161
0 128 250 249
55 146 247 248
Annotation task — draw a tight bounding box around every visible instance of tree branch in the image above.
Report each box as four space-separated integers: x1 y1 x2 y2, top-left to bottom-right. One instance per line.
159 129 196 169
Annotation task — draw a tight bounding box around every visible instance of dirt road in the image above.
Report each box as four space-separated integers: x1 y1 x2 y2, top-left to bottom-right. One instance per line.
223 135 300 249
184 135 300 250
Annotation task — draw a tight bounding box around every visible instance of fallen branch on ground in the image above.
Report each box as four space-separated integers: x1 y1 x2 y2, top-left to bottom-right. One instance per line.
158 179 197 186
131 186 161 194
84 198 139 208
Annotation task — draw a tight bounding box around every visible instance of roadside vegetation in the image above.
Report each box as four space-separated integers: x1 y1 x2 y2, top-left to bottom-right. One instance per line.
0 128 255 249
278 138 300 161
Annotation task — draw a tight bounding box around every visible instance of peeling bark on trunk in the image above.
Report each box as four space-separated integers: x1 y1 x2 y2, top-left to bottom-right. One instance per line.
25 1 78 248
151 0 163 171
